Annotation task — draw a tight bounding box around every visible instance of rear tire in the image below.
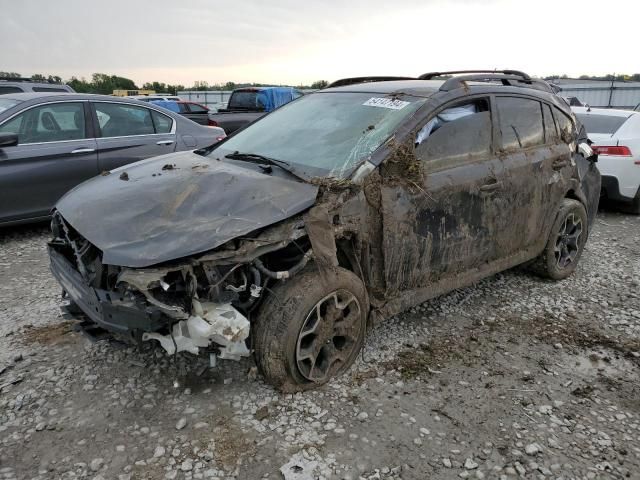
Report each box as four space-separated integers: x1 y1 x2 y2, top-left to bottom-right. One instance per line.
252 267 368 391
529 199 588 280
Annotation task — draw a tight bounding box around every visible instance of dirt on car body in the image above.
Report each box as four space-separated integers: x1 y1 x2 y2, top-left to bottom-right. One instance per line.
46 70 601 392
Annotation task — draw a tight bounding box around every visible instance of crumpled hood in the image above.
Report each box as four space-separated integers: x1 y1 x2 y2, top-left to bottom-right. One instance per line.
56 151 319 268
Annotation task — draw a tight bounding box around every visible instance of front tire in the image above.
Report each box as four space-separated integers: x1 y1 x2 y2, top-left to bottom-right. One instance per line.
253 267 368 391
530 198 588 280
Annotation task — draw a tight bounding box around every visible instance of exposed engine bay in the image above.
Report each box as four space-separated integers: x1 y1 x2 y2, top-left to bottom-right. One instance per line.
48 211 316 361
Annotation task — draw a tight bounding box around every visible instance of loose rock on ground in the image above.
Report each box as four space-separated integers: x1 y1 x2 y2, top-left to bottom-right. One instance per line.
0 208 639 479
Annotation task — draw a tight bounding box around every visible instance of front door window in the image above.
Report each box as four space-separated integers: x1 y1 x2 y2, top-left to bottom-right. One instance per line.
0 102 86 144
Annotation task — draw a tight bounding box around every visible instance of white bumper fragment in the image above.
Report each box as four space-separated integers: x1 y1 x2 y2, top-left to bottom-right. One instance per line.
142 300 250 360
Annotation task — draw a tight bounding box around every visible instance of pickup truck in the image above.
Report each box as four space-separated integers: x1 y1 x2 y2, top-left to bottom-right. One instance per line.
208 87 303 134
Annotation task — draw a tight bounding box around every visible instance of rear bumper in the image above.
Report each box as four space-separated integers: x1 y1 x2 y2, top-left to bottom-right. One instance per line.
601 175 638 203
48 244 167 334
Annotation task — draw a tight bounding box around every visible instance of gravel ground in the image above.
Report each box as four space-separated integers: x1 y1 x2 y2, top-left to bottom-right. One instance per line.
0 208 639 480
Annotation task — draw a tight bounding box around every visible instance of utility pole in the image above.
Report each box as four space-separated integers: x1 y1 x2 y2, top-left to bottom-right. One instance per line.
607 73 615 108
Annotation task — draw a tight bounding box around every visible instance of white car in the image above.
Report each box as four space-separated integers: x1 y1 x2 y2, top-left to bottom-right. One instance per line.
573 106 640 213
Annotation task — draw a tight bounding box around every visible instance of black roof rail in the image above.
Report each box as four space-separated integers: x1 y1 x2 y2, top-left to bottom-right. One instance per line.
326 71 555 94
419 69 531 81
327 76 416 88
444 74 553 93
423 72 554 94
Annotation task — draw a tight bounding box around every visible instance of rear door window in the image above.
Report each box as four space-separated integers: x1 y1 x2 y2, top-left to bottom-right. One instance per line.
496 97 544 150
0 102 86 144
554 108 576 142
574 113 627 135
94 103 156 137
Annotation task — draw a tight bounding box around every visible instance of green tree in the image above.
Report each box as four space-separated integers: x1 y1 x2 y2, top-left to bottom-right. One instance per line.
0 71 22 79
192 80 209 91
310 80 328 89
67 76 93 93
142 81 168 92
91 73 138 94
167 84 185 95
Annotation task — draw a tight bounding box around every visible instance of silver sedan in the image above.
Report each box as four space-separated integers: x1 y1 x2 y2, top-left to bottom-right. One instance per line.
0 93 226 225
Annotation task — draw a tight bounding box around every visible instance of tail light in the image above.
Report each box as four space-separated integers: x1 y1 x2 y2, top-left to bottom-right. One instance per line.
208 119 219 127
592 145 632 156
216 135 226 142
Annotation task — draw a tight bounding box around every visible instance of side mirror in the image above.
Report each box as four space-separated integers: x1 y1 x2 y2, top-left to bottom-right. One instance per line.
578 142 597 163
0 132 18 148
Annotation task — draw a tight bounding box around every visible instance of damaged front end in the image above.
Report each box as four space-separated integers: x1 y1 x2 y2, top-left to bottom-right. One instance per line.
48 211 313 361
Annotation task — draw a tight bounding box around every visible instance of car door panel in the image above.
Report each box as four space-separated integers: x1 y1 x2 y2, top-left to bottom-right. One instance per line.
380 157 506 295
495 97 571 254
91 102 177 172
379 99 508 295
0 101 99 223
0 140 99 222
95 136 177 172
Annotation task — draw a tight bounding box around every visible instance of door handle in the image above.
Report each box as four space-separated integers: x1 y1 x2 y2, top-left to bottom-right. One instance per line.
552 159 569 170
480 181 503 192
157 140 174 146
70 148 95 154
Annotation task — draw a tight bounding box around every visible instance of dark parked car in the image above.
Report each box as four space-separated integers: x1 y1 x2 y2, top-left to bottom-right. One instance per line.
0 77 75 95
0 93 225 225
208 86 303 134
150 100 215 126
48 70 600 390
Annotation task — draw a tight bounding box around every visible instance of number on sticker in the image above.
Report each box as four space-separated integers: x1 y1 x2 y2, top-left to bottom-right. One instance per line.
363 97 410 110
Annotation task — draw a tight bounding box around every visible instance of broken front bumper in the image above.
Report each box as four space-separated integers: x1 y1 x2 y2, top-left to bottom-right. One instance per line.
48 244 168 334
48 244 251 360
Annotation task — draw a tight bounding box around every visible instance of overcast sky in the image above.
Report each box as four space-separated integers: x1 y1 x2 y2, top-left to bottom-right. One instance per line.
2 0 638 86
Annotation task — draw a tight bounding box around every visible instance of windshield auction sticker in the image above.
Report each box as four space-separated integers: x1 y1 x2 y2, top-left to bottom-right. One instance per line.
363 97 410 110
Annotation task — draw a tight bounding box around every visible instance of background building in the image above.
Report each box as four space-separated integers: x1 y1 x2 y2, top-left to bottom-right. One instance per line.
553 79 640 109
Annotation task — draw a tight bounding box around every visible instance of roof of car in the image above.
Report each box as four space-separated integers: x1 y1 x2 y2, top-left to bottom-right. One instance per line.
234 86 300 92
0 92 160 104
323 80 445 97
322 76 559 101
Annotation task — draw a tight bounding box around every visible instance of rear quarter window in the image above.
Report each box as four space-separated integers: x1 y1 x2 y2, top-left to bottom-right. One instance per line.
574 114 628 135
553 107 576 142
543 104 559 143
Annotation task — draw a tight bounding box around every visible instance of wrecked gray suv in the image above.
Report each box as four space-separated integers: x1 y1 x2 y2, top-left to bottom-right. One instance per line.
48 70 601 390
